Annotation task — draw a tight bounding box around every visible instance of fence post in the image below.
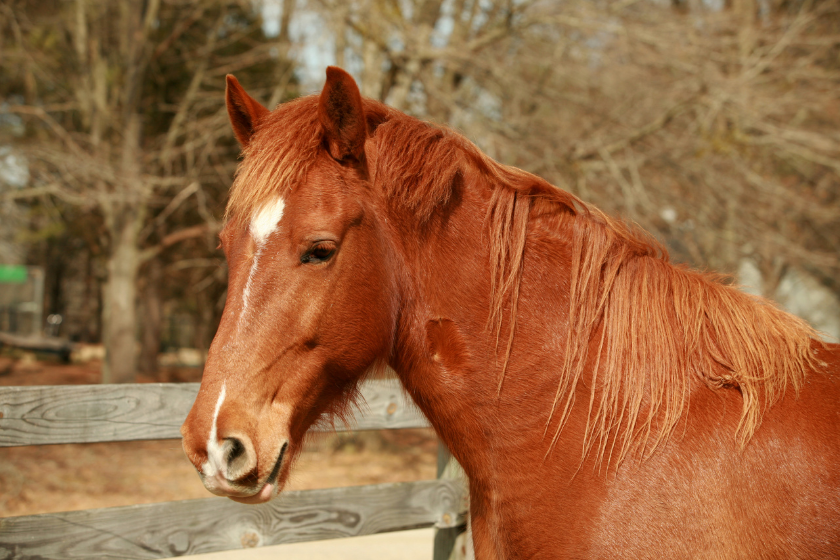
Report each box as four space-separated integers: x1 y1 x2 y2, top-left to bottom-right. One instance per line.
433 440 471 560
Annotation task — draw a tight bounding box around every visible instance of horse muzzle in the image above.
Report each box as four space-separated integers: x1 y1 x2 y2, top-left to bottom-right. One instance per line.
197 439 288 504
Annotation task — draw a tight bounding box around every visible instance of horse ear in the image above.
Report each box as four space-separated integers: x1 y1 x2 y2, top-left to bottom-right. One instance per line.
318 67 366 161
225 74 269 147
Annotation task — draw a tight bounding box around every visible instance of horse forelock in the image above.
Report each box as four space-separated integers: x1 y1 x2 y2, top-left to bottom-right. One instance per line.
226 95 323 224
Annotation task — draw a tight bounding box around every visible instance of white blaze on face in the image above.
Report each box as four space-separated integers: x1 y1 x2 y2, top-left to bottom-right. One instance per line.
202 382 227 478
250 197 286 245
240 197 286 322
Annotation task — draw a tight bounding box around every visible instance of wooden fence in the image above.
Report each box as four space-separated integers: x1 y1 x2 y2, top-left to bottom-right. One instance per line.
0 380 470 559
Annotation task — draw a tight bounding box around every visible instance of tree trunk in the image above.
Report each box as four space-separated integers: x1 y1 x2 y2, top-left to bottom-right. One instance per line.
138 258 162 376
361 40 382 99
102 113 145 384
731 0 757 62
101 208 142 383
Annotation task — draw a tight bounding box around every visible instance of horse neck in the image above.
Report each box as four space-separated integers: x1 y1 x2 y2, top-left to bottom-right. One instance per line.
379 167 587 480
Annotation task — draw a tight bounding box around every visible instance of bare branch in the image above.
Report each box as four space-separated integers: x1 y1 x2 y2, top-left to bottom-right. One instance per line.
6 106 86 157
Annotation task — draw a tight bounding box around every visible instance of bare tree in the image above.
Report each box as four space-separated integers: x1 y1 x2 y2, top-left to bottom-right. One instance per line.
316 0 840 302
1 0 297 381
3 0 837 379
546 0 840 295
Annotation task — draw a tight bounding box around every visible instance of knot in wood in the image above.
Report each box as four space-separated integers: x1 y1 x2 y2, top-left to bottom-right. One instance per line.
240 531 260 548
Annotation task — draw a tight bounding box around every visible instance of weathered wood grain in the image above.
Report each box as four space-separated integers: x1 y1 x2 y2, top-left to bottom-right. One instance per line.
0 480 466 560
0 380 429 447
434 442 471 560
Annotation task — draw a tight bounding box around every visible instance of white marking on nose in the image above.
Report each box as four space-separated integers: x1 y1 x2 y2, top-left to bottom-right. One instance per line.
240 197 286 323
202 382 227 478
240 247 262 320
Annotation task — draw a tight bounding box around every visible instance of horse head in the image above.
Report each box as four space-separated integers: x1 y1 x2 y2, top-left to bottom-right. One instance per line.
180 68 398 503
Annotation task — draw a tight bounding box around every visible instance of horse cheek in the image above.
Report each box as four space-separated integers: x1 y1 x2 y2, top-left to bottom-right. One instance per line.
342 252 393 370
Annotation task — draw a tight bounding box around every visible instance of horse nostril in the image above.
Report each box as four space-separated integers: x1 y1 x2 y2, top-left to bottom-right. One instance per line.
226 437 246 465
219 434 256 481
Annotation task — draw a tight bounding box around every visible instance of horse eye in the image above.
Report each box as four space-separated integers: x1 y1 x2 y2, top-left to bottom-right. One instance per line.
302 241 336 264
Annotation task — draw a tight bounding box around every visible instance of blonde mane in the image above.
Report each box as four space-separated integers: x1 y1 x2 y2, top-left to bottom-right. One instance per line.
368 112 821 464
227 96 821 466
469 148 820 463
552 211 820 465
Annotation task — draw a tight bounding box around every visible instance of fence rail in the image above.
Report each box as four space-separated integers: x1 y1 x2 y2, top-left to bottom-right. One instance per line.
0 380 469 560
0 380 427 446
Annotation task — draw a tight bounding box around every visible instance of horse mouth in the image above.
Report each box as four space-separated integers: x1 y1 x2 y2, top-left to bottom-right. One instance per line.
266 441 287 486
229 441 288 504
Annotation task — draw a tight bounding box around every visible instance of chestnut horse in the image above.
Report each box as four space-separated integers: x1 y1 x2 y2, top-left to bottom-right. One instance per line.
181 67 840 558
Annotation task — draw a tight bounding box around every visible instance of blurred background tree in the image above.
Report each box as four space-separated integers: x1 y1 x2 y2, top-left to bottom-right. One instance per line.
0 0 297 381
1 0 838 381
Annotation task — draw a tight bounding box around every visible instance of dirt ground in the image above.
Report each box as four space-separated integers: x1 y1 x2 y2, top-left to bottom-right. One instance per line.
0 353 438 517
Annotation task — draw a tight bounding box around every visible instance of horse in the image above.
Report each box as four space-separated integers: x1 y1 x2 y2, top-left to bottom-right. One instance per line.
181 67 840 559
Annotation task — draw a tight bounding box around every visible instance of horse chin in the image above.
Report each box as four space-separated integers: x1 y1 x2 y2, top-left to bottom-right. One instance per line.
229 440 289 503
228 481 278 504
